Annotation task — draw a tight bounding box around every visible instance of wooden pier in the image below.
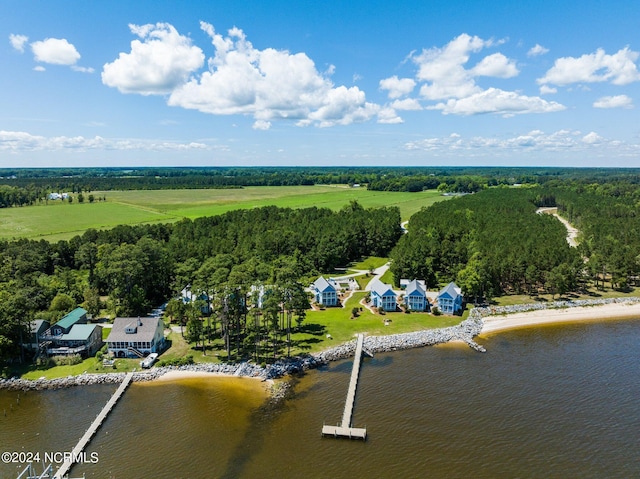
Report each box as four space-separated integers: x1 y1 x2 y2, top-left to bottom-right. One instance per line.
54 372 134 479
322 334 369 440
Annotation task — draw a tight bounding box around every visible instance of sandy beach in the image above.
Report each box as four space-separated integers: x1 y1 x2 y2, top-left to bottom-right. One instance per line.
153 369 269 382
480 301 640 335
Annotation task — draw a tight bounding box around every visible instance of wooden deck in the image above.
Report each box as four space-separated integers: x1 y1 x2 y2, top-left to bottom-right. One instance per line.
322 334 368 440
54 372 134 479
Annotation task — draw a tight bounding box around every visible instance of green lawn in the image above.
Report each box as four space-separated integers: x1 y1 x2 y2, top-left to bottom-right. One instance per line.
20 355 140 380
0 186 448 241
349 256 389 271
300 292 460 350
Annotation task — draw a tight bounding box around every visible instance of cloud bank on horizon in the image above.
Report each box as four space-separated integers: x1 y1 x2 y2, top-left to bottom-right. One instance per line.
3 2 640 167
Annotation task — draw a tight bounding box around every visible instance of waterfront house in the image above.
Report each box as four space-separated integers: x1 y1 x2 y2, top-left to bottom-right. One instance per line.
312 276 338 306
106 316 165 358
404 279 430 312
46 324 103 358
436 282 463 314
369 278 398 311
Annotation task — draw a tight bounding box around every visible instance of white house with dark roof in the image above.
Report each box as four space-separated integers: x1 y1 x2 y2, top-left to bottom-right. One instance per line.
106 316 165 358
436 282 463 314
369 278 397 311
404 279 429 312
311 276 338 306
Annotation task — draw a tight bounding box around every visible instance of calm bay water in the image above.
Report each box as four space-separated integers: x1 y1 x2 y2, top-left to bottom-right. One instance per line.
2 319 639 479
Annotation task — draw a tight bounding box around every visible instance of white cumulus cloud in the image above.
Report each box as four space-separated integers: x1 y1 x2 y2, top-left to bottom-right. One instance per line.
31 38 81 65
377 107 404 124
471 53 518 78
102 23 205 95
379 75 416 99
391 98 422 110
252 120 271 130
538 46 640 86
527 44 549 57
582 132 604 144
167 22 378 127
402 34 560 116
593 94 634 109
539 85 557 95
9 34 28 52
428 88 565 117
412 33 490 100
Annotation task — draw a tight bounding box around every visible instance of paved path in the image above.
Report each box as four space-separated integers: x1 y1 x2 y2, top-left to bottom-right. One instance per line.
365 262 391 291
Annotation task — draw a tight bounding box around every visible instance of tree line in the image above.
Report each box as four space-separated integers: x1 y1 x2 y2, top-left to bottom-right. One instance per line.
4 166 640 199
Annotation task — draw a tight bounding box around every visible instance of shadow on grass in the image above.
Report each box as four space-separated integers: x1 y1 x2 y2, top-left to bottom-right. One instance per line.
297 323 327 336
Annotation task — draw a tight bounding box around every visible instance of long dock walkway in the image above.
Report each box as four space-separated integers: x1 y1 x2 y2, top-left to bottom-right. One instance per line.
54 372 134 479
322 334 368 440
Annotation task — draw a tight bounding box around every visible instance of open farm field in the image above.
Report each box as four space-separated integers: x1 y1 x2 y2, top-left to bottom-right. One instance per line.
0 201 170 242
0 186 446 241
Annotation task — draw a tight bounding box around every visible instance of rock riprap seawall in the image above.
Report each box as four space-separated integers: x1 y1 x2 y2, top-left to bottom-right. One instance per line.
3 296 639 391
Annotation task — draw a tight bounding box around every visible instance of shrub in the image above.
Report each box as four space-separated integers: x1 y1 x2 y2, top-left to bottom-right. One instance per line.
157 355 194 367
52 354 83 366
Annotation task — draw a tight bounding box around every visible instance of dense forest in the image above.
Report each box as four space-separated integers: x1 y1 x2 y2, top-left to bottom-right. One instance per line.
391 185 640 302
390 188 582 301
0 202 401 363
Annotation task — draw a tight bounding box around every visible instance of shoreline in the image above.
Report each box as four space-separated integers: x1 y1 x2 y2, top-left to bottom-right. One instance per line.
151 369 270 383
480 300 640 335
3 297 640 391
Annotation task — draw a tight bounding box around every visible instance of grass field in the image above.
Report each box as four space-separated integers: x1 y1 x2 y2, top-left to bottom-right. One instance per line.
0 186 448 241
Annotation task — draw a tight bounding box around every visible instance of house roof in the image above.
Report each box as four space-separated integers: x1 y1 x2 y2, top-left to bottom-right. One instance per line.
60 324 100 342
30 319 50 335
312 276 336 293
54 307 87 330
107 317 162 344
438 282 462 300
370 278 396 298
405 279 426 297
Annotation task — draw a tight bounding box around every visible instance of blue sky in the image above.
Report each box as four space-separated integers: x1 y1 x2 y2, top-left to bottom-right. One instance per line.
2 0 640 167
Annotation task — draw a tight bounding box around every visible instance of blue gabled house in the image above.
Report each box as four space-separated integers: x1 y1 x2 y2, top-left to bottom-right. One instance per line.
404 279 429 312
436 282 463 315
312 276 338 306
369 278 397 311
